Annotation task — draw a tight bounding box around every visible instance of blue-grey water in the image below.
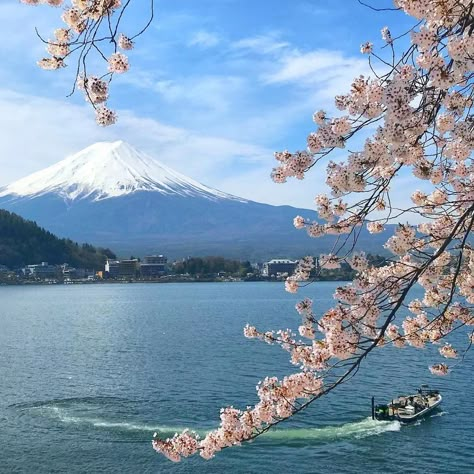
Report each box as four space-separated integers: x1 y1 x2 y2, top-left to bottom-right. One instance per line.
0 282 472 473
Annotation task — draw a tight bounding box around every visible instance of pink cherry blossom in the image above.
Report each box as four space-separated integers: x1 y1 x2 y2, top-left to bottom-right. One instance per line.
367 222 384 234
108 52 129 73
118 33 134 50
429 364 449 376
95 106 117 126
360 42 373 54
293 215 305 229
439 343 458 359
319 254 341 269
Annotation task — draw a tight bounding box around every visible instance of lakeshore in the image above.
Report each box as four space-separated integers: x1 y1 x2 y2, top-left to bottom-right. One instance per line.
1 252 387 287
0 275 355 286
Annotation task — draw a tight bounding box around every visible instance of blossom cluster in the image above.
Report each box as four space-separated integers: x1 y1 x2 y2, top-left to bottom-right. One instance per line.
21 0 139 126
152 372 323 461
285 256 314 293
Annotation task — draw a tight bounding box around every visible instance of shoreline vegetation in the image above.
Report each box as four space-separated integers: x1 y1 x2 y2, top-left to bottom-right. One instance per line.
0 275 356 287
0 262 384 286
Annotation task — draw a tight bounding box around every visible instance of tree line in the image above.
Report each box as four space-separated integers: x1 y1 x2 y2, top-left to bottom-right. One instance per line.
172 256 253 277
0 210 115 269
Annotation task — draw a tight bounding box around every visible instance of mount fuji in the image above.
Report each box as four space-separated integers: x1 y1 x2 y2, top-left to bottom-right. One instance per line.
0 141 385 259
0 141 241 203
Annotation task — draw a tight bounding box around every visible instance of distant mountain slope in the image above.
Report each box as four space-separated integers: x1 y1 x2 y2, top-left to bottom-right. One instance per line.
0 141 392 259
0 210 115 269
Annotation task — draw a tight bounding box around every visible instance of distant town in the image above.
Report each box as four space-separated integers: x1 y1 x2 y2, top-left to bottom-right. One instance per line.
0 254 378 285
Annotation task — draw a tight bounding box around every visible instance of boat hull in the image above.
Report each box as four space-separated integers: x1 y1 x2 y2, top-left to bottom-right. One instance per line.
373 390 442 422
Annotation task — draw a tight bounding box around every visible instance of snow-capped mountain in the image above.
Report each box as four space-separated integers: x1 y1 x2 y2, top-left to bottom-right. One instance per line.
0 141 389 259
0 141 242 202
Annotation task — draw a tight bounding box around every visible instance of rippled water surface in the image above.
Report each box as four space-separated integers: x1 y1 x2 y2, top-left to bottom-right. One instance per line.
1 282 472 473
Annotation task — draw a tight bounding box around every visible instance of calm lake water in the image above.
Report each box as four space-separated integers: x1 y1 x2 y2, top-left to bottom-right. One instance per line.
0 282 472 473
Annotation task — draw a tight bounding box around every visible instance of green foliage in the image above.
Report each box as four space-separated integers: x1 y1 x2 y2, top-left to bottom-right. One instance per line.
0 210 115 269
173 256 252 276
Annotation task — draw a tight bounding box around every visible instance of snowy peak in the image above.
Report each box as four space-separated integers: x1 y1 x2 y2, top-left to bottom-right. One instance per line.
0 141 243 202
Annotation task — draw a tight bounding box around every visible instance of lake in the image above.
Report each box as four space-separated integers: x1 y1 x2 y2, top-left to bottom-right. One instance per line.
0 282 472 473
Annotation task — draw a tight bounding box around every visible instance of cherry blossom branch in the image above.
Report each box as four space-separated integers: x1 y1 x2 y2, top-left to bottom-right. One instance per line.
147 0 474 462
21 0 155 125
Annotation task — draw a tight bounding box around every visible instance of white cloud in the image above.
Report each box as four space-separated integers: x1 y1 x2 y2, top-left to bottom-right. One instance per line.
188 30 220 48
0 90 109 184
118 71 247 119
230 34 368 89
229 34 371 111
232 34 289 55
265 49 366 85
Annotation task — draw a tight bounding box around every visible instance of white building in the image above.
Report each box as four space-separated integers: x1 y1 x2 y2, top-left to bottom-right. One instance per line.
262 259 298 277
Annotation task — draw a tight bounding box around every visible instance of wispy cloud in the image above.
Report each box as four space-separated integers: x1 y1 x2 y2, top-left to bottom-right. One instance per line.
232 34 289 55
264 49 367 85
229 33 368 97
188 30 220 48
118 70 246 116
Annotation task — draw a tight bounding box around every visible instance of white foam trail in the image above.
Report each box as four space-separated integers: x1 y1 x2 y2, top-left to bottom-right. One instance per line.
42 407 187 434
39 406 400 442
46 407 85 425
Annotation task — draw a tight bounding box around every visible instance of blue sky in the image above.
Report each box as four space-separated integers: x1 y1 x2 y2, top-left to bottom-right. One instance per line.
0 0 416 208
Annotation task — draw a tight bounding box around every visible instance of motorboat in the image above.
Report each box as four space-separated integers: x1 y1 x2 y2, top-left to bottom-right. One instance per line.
372 385 442 422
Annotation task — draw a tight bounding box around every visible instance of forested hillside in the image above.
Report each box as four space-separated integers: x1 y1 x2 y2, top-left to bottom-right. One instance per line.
0 210 115 268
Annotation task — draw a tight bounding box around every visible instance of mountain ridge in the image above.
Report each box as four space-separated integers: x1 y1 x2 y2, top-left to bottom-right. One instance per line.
0 141 391 259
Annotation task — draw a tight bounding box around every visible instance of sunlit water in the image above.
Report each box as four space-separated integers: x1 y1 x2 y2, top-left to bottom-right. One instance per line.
0 282 472 473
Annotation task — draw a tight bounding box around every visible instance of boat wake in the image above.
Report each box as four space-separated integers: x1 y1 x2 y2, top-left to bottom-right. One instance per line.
12 397 401 444
264 418 400 442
